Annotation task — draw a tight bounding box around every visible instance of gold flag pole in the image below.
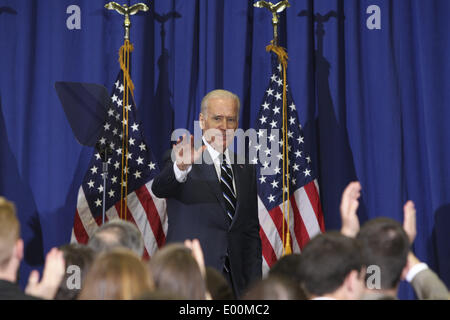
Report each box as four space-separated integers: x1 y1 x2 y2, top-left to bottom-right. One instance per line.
254 0 292 256
105 2 149 220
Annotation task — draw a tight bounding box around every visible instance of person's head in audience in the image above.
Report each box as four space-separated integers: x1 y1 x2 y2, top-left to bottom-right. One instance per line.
269 253 307 299
0 197 23 283
88 219 144 257
54 244 95 300
205 266 234 300
242 275 303 300
137 289 183 300
298 232 365 300
0 197 67 300
78 248 153 300
149 243 207 300
356 217 410 298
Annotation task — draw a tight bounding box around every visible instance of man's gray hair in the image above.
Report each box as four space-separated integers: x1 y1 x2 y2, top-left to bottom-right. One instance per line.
87 219 144 257
200 89 241 119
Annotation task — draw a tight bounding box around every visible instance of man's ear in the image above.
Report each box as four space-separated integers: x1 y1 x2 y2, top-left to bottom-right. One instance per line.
199 113 205 130
344 270 356 291
344 270 363 295
14 239 24 261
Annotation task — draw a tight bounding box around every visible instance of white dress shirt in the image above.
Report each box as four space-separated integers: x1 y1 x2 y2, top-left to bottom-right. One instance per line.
405 263 429 283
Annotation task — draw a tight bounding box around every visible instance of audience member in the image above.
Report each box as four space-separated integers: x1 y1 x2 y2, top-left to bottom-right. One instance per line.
78 248 153 300
268 253 307 299
149 241 208 300
242 275 303 300
340 181 449 300
87 219 144 257
205 266 234 300
137 289 183 300
298 231 365 300
357 217 411 299
0 197 65 300
54 243 95 300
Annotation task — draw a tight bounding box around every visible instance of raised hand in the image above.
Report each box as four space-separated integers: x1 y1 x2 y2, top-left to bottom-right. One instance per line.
25 248 65 300
340 181 362 238
172 134 207 171
184 238 206 278
403 200 417 245
184 238 212 299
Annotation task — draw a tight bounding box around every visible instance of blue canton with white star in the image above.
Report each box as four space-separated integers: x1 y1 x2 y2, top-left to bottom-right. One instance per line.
82 71 159 217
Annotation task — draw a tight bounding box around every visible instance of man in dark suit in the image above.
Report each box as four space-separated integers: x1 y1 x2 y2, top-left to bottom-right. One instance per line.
152 89 262 298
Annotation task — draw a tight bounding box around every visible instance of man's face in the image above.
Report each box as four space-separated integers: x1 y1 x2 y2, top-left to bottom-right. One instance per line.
200 97 238 152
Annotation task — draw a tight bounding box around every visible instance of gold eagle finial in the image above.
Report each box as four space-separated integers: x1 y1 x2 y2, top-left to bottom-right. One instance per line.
254 0 290 13
105 2 149 40
254 0 290 45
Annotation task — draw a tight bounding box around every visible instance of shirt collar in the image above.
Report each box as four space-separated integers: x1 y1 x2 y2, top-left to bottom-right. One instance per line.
202 136 230 163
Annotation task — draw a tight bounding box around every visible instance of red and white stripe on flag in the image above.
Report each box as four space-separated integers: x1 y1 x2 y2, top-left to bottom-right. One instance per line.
71 180 167 259
259 179 325 275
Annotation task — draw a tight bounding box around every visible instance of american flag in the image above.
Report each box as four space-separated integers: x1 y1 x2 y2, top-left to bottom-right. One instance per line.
71 71 167 259
255 54 325 275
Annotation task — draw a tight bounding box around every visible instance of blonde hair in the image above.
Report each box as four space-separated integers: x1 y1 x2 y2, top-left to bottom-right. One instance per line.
200 89 240 119
78 248 153 300
0 197 20 268
149 243 207 300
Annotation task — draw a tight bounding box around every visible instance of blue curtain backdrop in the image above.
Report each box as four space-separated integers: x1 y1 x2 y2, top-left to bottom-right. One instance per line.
0 0 449 299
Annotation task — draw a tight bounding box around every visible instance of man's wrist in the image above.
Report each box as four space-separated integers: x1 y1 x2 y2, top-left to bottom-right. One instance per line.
406 262 429 282
173 162 192 183
176 162 190 171
341 226 358 238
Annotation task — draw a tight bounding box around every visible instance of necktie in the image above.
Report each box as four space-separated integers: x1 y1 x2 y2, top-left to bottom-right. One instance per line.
220 156 236 223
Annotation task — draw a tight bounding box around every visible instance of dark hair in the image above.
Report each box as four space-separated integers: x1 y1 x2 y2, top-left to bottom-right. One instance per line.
54 244 95 300
205 266 234 300
268 254 307 299
88 219 144 256
356 217 410 289
298 232 363 297
149 243 207 300
242 275 304 300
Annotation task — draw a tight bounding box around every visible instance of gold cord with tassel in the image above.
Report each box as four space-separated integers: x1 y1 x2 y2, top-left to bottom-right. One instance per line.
266 41 292 255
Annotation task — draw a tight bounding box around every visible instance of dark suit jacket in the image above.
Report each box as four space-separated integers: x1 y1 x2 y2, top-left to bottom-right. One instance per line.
0 280 40 300
152 149 262 298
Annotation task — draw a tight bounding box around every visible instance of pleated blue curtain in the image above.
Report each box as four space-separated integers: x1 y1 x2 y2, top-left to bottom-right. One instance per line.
0 0 449 299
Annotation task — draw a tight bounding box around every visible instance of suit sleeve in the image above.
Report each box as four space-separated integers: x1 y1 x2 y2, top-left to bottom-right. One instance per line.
151 149 183 198
411 268 449 300
244 165 263 283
